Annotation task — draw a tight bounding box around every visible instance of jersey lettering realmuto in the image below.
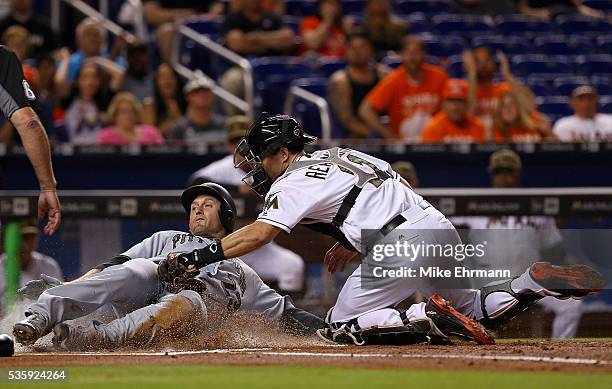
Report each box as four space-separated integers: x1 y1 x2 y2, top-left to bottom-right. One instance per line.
256 148 425 253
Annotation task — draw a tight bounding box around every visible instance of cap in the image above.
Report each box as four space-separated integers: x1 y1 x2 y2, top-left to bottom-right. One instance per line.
225 115 251 142
443 79 469 100
392 161 418 184
19 218 39 235
488 149 522 173
572 85 597 97
184 76 214 94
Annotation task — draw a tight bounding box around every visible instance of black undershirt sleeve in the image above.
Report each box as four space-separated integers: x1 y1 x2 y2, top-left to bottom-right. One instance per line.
94 255 132 271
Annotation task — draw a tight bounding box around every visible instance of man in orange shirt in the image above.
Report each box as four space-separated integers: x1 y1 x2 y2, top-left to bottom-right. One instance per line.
463 47 535 130
359 35 448 141
421 79 486 143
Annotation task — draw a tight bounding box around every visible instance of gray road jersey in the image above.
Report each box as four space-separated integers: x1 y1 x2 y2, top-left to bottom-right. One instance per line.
121 230 288 319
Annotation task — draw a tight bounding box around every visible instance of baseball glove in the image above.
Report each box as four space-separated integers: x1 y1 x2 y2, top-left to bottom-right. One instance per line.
157 253 206 296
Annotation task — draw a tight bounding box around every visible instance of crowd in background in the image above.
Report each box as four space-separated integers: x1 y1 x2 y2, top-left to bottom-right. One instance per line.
0 0 610 146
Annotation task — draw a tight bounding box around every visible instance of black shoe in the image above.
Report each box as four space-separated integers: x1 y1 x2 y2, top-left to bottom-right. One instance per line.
425 294 495 345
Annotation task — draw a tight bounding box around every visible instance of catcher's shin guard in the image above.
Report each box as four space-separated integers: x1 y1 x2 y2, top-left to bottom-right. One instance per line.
479 278 540 329
316 307 450 346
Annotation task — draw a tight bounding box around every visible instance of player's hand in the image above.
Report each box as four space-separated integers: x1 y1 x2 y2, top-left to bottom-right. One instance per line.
324 242 358 273
38 190 61 235
18 274 62 300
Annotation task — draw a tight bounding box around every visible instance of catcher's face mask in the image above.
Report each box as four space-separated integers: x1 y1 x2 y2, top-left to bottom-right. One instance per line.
234 138 273 198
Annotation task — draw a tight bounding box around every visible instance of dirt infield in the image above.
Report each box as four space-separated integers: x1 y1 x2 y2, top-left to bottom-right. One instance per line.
3 340 612 374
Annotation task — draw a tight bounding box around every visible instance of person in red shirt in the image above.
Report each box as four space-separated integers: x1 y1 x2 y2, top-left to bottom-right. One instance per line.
359 35 448 140
300 0 347 58
463 47 535 130
421 79 487 143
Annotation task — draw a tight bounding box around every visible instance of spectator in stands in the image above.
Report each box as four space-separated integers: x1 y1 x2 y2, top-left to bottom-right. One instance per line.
188 115 253 193
0 0 60 55
492 90 554 142
0 218 64 312
121 43 154 101
553 86 612 142
98 92 164 146
516 0 605 19
421 79 486 143
463 47 535 131
143 63 186 136
221 0 295 114
391 161 419 188
328 28 389 138
363 0 406 57
359 36 448 141
228 0 286 15
143 0 224 63
223 0 295 56
55 18 126 96
167 76 225 144
35 53 67 143
452 0 516 15
63 63 110 145
300 0 347 58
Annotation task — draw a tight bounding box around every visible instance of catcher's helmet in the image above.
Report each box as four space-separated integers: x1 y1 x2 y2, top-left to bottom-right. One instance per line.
181 183 236 233
234 113 317 198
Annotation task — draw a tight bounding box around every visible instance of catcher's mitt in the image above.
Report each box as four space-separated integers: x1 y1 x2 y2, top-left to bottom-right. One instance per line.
158 253 206 296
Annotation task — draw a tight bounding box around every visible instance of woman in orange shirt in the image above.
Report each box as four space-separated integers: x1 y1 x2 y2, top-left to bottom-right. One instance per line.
300 0 347 58
492 91 555 142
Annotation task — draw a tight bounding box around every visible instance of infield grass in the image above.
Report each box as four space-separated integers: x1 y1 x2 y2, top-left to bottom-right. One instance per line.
12 365 612 389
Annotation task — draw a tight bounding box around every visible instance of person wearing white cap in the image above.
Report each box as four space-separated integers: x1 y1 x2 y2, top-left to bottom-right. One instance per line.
166 75 225 143
553 85 612 142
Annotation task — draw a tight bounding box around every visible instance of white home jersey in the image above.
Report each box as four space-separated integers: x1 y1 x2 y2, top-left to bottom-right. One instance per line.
256 148 425 253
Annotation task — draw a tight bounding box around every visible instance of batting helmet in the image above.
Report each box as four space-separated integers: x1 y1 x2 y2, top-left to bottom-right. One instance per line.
181 183 236 233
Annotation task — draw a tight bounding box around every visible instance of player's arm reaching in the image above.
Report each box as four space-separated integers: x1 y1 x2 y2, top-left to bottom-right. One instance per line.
0 46 60 235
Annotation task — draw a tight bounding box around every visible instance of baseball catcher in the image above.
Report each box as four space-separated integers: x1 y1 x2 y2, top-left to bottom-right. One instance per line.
13 183 323 350
155 113 606 346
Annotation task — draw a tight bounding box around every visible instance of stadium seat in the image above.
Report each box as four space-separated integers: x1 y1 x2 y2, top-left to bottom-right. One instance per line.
534 35 594 56
342 0 365 15
471 35 506 53
556 15 612 36
527 79 554 97
511 54 573 80
577 54 612 76
494 15 553 37
594 83 612 96
552 76 591 96
537 96 573 118
432 14 494 37
421 34 467 58
596 35 612 55
318 58 348 77
403 14 429 34
395 0 453 15
600 95 612 114
381 55 402 69
446 55 464 78
285 0 316 16
251 57 314 113
583 0 612 12
184 17 223 40
282 16 301 34
286 77 341 139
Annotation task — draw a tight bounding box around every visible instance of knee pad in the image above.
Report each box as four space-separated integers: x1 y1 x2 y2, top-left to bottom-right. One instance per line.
320 307 445 346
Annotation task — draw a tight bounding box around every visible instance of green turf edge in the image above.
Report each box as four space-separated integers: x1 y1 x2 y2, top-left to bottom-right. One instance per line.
8 364 611 389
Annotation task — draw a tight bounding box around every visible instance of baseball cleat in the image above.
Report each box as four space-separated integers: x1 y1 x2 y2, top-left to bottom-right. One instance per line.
529 262 606 299
12 311 51 345
425 294 495 345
